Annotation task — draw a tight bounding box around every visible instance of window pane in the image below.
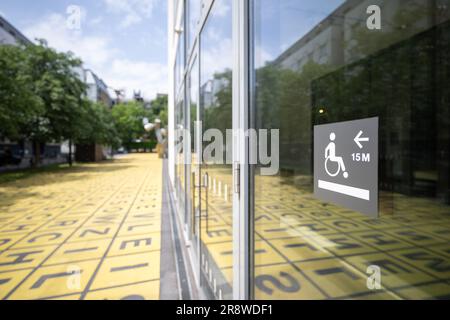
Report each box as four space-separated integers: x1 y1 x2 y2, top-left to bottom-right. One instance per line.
252 0 450 299
188 0 201 51
199 0 233 299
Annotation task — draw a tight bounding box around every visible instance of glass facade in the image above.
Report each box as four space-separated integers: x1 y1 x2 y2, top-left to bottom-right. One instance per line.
187 0 201 52
171 0 450 300
252 0 450 299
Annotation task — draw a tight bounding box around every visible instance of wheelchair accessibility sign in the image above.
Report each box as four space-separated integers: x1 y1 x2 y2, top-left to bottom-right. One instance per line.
314 117 378 217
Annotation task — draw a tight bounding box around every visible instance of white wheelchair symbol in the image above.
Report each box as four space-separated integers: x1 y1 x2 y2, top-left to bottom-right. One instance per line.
325 132 349 179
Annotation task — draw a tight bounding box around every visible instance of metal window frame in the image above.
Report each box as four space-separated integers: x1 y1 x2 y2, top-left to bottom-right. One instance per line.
232 0 252 300
186 46 202 288
171 0 253 300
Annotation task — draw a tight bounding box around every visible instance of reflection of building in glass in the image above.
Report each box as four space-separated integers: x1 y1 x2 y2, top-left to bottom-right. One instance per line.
200 75 230 109
273 0 449 71
74 69 114 162
312 19 450 202
261 0 450 204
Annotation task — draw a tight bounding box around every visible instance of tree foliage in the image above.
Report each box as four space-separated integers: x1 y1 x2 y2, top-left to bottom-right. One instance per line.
150 95 168 123
111 101 153 150
74 100 120 148
0 44 43 140
0 40 119 165
20 40 87 144
1 39 170 161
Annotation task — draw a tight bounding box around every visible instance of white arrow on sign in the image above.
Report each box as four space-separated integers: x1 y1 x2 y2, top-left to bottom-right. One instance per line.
354 130 369 149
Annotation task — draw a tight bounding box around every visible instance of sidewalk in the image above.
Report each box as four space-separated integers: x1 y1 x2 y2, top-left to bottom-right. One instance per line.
0 154 164 300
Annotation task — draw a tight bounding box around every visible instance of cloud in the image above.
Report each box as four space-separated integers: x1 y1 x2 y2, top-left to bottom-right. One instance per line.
201 37 233 80
23 13 116 66
255 46 274 68
103 0 158 28
104 59 167 100
89 16 104 26
213 0 231 17
23 13 167 100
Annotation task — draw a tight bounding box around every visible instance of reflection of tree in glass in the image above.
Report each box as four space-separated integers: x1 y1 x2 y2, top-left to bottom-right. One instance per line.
203 69 232 135
255 61 332 175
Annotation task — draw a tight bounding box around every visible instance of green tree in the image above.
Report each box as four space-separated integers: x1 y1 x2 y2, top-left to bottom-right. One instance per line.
1 40 90 167
74 100 120 149
20 40 88 166
111 101 152 150
150 95 168 119
0 44 44 140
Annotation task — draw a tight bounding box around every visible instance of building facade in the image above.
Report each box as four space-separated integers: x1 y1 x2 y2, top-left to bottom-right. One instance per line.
168 0 450 299
0 15 31 45
84 69 114 108
73 68 114 162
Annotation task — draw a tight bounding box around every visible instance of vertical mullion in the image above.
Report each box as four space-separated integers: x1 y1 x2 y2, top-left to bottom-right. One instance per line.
248 0 255 301
232 0 251 300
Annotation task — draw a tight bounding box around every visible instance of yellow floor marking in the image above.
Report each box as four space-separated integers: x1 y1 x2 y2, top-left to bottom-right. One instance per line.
12 229 74 249
254 263 326 300
8 259 100 300
90 251 160 291
0 246 58 273
43 239 111 266
0 154 163 300
0 269 33 299
108 232 161 257
396 283 450 299
84 280 160 300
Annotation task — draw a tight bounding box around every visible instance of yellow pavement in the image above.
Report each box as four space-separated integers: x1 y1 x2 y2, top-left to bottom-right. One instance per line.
0 154 162 300
200 170 450 300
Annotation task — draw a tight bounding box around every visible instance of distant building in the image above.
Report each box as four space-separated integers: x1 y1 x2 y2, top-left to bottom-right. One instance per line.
0 15 31 46
134 90 145 103
74 68 114 162
84 69 114 108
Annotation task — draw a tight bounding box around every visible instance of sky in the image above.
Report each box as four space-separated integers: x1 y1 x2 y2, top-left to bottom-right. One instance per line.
255 0 344 62
0 0 168 100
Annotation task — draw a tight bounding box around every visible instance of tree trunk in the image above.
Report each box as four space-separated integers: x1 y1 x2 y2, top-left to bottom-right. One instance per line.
68 139 73 167
32 141 41 168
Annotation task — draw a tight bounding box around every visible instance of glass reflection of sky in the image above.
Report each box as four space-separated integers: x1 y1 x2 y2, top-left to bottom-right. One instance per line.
255 0 344 65
200 0 232 87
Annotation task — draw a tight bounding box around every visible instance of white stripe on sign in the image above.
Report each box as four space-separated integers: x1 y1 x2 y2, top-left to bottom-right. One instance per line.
318 180 370 201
